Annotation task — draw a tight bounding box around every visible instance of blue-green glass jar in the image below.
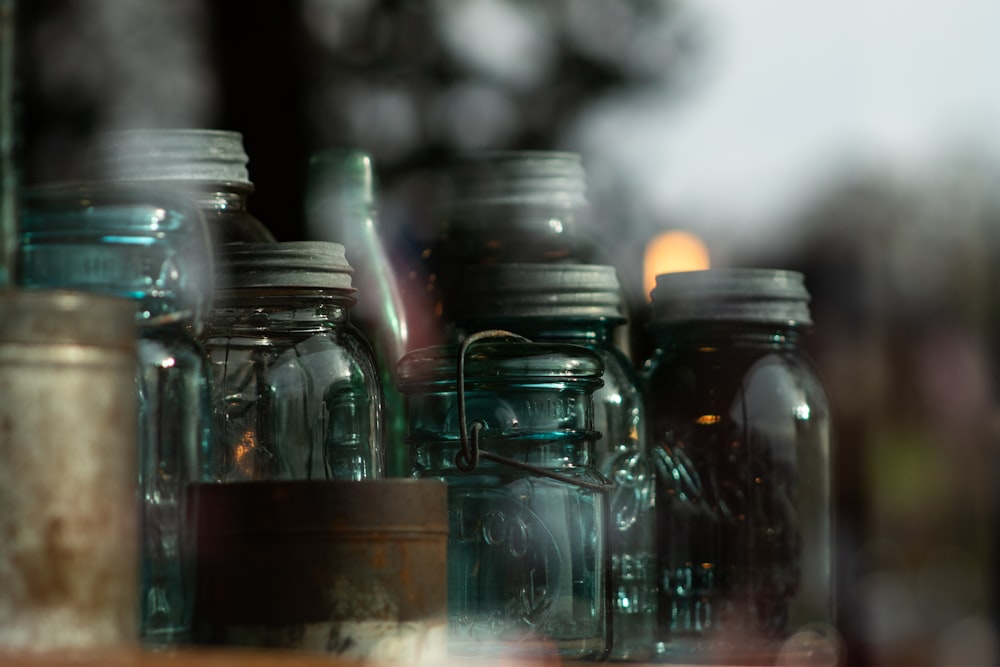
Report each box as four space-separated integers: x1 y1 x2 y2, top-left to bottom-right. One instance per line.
17 183 215 646
452 263 656 660
643 269 834 664
203 241 384 482
398 336 610 661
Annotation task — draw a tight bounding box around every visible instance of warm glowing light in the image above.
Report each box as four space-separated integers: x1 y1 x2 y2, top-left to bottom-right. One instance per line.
234 430 256 466
696 414 721 425
643 230 710 300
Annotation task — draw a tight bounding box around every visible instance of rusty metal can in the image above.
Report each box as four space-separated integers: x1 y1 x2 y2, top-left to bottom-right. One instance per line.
0 289 138 650
190 479 448 662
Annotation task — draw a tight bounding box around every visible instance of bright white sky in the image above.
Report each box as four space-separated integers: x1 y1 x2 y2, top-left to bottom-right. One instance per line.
576 0 1000 238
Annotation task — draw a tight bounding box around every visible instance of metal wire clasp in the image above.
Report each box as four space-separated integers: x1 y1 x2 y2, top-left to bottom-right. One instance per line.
454 329 615 493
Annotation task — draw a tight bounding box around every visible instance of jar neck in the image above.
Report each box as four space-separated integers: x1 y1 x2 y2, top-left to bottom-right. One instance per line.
459 318 620 347
188 185 251 213
209 289 354 330
651 321 804 351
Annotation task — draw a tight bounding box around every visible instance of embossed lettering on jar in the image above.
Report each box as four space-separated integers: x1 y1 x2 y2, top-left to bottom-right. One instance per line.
398 338 610 661
452 263 656 661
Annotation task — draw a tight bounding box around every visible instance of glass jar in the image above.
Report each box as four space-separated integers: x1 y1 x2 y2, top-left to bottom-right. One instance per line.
17 183 215 646
203 241 384 482
452 262 656 660
642 269 833 664
398 335 610 661
415 151 605 349
87 128 276 245
306 148 410 477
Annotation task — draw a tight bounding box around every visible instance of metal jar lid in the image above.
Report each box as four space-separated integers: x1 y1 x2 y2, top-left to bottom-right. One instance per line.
88 129 252 187
455 263 624 321
448 150 588 210
649 268 812 326
397 338 604 392
215 241 355 292
0 289 136 348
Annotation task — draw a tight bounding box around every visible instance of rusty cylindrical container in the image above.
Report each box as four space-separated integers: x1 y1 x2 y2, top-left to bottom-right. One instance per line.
190 479 448 661
0 289 139 650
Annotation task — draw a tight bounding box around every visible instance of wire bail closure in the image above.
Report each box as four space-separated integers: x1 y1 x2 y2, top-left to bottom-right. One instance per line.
454 330 615 492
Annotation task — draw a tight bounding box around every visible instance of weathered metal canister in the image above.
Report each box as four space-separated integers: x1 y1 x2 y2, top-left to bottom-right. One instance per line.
0 290 138 650
190 479 449 662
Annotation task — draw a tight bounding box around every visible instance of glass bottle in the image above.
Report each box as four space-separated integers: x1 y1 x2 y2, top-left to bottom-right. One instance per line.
452 262 656 660
415 150 605 349
17 183 215 646
203 241 384 482
306 148 410 477
87 128 276 246
642 268 833 664
398 335 610 661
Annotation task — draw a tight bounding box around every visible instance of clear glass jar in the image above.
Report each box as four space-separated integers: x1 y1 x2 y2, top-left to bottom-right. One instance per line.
17 183 215 646
203 241 384 482
306 148 410 478
398 336 610 661
452 262 657 660
88 128 276 245
642 269 833 664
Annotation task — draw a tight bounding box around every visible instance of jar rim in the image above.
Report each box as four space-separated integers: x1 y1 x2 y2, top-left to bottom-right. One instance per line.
397 340 604 391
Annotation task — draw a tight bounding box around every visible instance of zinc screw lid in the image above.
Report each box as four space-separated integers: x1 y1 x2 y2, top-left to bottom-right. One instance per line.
448 150 588 209
650 268 812 326
88 129 252 187
215 241 355 292
455 263 624 321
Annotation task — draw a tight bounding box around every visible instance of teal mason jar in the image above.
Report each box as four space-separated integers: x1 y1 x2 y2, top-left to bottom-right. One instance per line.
398 335 611 661
643 269 834 664
452 263 656 660
17 183 215 646
203 241 384 482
